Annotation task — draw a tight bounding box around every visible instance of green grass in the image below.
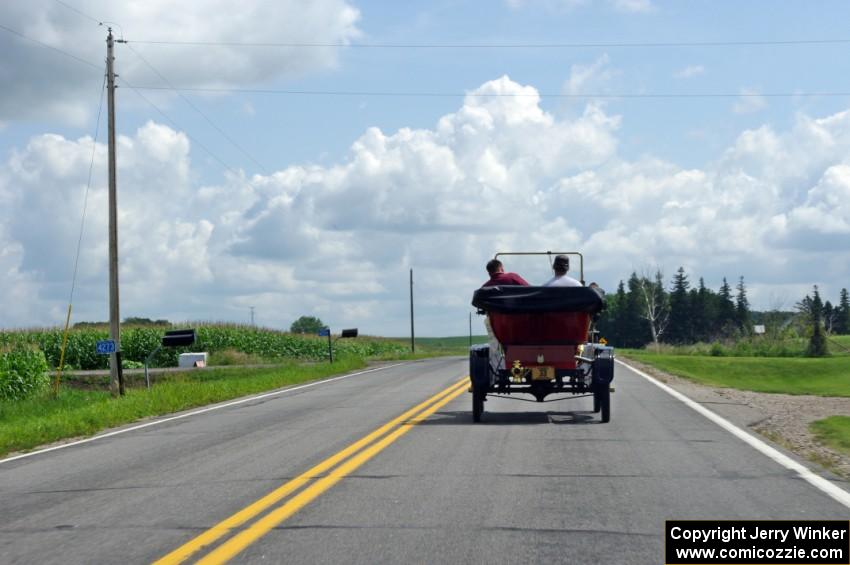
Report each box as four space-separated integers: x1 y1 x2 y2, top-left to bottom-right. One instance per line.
0 356 368 458
623 352 850 397
810 416 850 456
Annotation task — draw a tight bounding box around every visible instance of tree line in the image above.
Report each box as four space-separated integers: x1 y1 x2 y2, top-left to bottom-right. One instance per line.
596 267 850 350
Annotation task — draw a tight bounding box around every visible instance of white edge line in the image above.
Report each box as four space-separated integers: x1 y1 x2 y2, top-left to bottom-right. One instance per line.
0 363 406 466
616 358 850 509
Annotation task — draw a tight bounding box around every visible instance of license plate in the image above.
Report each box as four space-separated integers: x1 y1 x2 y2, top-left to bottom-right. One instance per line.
531 366 554 381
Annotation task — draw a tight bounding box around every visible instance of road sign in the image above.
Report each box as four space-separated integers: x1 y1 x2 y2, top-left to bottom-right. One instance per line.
317 328 330 337
96 340 116 355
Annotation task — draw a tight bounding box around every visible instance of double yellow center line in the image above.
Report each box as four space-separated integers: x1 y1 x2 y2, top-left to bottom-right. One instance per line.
154 377 468 564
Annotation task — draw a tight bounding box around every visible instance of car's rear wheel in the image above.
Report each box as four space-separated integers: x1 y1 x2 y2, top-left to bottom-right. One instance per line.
472 386 484 422
597 384 610 423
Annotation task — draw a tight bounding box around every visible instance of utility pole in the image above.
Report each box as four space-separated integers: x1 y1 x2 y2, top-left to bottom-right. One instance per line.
250 306 255 326
409 268 415 352
106 28 124 396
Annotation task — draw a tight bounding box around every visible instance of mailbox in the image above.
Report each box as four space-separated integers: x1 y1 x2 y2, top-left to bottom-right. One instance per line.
162 329 196 348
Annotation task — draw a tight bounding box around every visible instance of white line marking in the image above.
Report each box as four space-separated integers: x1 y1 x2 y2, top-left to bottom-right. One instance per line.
617 359 850 509
0 363 406 466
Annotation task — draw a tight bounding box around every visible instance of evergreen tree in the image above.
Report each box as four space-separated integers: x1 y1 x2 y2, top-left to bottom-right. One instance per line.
805 286 828 357
837 288 850 335
699 278 717 341
688 277 712 342
716 277 736 336
623 273 652 347
735 276 751 334
666 267 692 344
597 280 625 346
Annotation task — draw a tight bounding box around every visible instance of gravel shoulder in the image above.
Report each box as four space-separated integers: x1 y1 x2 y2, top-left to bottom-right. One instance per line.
621 356 850 479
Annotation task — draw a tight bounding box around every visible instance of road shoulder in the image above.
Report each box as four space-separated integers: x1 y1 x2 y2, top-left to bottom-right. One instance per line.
620 355 850 479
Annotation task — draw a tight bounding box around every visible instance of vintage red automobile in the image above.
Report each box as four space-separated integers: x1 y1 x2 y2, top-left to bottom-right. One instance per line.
470 252 615 423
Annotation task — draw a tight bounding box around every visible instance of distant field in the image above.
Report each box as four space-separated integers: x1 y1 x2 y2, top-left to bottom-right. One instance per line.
415 336 488 353
623 353 850 397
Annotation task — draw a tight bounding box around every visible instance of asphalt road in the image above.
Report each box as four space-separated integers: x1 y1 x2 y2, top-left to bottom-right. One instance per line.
1 357 847 564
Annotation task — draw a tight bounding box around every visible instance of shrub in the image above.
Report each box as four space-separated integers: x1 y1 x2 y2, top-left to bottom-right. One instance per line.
709 342 725 357
0 347 50 401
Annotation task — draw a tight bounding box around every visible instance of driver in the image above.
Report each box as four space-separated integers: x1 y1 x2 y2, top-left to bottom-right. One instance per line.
542 255 581 287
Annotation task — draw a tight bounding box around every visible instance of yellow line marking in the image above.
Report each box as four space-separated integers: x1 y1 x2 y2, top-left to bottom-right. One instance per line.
154 378 467 565
196 383 467 564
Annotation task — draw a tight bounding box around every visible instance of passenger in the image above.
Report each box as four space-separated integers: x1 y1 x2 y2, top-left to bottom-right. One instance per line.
588 281 606 297
542 255 581 287
482 259 529 287
481 259 527 374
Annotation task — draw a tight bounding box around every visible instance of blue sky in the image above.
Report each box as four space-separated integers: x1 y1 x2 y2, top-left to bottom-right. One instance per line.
2 0 850 335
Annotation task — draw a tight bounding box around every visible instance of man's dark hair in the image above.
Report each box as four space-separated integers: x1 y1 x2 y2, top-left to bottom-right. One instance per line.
486 259 503 275
552 255 569 275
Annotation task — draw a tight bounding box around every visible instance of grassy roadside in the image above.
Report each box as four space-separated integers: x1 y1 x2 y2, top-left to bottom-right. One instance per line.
0 356 370 458
621 352 850 397
810 416 850 457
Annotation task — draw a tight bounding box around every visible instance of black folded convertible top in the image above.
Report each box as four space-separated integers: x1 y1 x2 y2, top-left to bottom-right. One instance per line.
472 285 605 314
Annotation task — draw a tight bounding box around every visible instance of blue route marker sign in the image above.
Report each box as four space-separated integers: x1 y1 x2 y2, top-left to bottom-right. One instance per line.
96 340 116 355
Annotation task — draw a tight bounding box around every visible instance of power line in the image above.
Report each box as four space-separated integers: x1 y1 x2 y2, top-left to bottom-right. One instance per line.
119 78 239 173
52 0 102 25
4 22 847 102
125 43 270 175
126 85 850 99
0 22 101 69
126 38 850 49
69 70 107 305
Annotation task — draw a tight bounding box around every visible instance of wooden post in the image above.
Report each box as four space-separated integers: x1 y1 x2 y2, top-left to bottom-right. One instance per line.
409 268 415 352
106 28 124 396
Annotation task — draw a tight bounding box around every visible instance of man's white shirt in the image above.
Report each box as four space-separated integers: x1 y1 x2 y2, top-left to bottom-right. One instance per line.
542 274 582 287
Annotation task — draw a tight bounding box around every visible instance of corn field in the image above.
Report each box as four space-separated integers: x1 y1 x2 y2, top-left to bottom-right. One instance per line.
0 325 408 371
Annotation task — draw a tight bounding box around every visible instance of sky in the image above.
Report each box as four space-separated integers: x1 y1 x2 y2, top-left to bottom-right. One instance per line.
1 0 850 336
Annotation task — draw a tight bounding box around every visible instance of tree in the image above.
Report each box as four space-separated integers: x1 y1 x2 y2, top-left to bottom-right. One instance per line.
636 269 669 346
666 267 692 344
622 273 652 348
597 280 626 346
689 277 714 342
735 276 751 334
716 277 736 335
836 288 850 335
803 286 828 357
123 317 170 326
290 316 325 334
823 300 836 335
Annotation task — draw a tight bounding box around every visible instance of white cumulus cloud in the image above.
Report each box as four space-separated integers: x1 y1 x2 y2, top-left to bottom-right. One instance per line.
0 0 361 124
2 76 850 334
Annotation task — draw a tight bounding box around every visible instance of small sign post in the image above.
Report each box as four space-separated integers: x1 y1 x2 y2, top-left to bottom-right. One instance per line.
96 340 116 355
318 327 332 363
